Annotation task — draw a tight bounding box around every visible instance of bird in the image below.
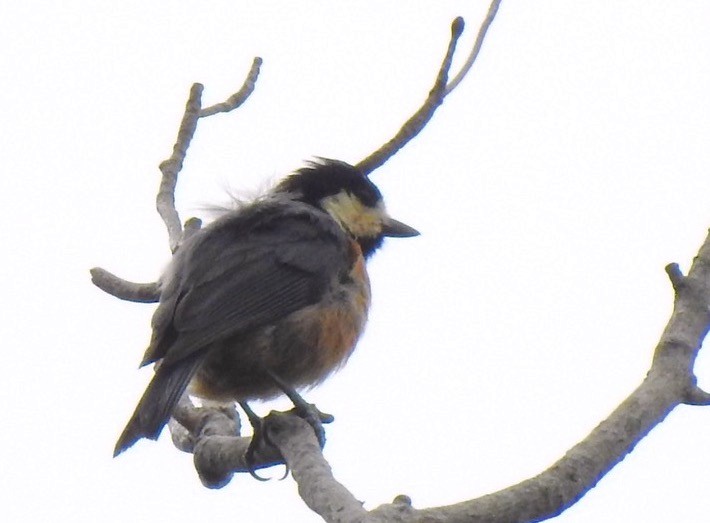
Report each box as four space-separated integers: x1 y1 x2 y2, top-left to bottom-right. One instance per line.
113 158 419 464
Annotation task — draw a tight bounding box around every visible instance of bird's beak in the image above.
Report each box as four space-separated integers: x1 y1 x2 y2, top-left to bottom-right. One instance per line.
381 217 420 238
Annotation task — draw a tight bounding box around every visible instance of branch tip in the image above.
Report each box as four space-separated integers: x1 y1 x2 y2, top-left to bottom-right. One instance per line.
393 494 413 506
355 0 501 175
184 217 202 230
665 262 685 292
445 0 502 94
178 217 203 247
684 386 710 406
451 16 465 37
90 267 160 303
199 57 263 117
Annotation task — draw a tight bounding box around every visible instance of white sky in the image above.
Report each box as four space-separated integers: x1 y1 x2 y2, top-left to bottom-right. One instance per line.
2 1 710 522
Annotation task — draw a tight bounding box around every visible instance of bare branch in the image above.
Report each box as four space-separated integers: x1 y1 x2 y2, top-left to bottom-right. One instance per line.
174 261 710 522
267 414 368 522
665 262 686 292
360 230 710 522
89 267 159 303
167 397 288 490
158 83 204 253
158 58 262 252
171 402 367 518
169 400 326 490
200 57 263 117
355 17 464 176
356 0 503 176
92 60 261 302
445 0 502 94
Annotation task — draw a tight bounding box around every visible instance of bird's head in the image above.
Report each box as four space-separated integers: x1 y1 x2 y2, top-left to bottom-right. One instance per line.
274 158 419 256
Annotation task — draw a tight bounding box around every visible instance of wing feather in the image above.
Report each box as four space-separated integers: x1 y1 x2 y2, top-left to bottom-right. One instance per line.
145 200 347 366
117 199 350 454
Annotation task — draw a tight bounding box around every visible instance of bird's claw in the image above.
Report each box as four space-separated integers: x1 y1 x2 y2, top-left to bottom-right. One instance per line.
244 418 278 481
239 395 332 480
288 403 333 448
240 402 289 481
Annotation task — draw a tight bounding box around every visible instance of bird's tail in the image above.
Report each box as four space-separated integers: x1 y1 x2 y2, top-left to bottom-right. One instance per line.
113 355 202 457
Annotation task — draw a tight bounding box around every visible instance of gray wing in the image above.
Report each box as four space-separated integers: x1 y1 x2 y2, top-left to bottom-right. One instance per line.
146 205 348 365
114 203 348 455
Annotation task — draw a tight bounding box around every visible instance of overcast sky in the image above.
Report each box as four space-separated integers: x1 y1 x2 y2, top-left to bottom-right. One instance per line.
2 2 710 522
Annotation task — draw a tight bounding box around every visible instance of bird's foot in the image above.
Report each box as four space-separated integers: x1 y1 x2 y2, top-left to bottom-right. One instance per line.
287 402 334 449
239 402 287 481
238 399 334 480
264 370 334 448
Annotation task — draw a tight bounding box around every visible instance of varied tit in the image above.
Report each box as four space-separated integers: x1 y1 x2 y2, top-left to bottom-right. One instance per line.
114 158 419 465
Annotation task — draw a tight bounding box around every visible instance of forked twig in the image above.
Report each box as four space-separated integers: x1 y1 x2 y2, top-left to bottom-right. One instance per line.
159 57 263 252
446 0 502 93
355 17 464 176
90 59 262 300
357 0 503 176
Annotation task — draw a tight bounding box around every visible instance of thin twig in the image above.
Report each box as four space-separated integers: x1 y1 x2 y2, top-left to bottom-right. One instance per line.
356 0 503 176
446 0 502 94
356 17 465 175
89 268 160 303
92 60 262 301
157 58 262 252
157 83 204 253
200 57 263 117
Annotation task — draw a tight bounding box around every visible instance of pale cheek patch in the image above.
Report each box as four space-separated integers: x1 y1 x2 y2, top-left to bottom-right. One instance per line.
348 209 382 237
322 193 384 238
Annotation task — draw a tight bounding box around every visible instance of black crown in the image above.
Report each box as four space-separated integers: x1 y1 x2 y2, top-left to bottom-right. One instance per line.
276 158 382 209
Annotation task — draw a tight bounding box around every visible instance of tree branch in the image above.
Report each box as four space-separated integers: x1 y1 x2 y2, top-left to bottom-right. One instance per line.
445 0 502 94
90 60 261 301
169 399 325 490
268 414 368 522
355 17 464 176
157 83 204 253
170 230 710 522
363 230 710 522
200 57 262 117
89 267 160 303
356 0 503 176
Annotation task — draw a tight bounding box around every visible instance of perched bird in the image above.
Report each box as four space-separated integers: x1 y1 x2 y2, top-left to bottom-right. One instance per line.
114 158 419 461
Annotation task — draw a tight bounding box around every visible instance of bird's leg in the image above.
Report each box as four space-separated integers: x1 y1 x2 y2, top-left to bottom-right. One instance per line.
265 370 334 449
237 373 334 480
238 401 285 481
